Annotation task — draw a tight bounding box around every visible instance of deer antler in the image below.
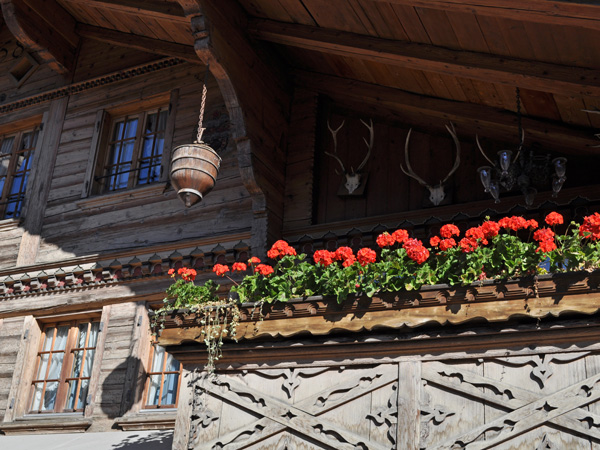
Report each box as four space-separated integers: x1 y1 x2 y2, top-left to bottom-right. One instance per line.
356 119 374 173
442 122 461 184
400 128 430 187
476 134 496 166
325 120 346 175
476 129 525 166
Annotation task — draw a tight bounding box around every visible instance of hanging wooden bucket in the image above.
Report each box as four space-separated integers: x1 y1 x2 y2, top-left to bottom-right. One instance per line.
170 143 221 208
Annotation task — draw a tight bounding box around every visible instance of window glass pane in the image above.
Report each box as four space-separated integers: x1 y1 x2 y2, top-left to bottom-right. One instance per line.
31 382 44 411
146 374 161 406
78 379 89 410
42 382 58 411
36 353 50 379
71 350 83 378
166 353 179 372
42 328 55 351
124 118 138 139
145 112 157 134
0 136 14 155
88 322 100 348
47 352 64 379
77 323 88 348
151 346 166 372
82 349 95 377
54 326 69 350
112 120 125 141
161 373 179 405
65 380 78 410
0 155 10 179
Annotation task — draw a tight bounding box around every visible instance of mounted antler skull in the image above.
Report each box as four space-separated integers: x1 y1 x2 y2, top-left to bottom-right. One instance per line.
325 119 374 195
401 123 461 206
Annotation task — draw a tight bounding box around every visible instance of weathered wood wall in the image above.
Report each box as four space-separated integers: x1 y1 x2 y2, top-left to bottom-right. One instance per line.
0 317 25 423
23 46 252 265
173 321 600 449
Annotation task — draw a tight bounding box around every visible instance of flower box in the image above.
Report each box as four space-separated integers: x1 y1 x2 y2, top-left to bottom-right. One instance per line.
156 270 600 346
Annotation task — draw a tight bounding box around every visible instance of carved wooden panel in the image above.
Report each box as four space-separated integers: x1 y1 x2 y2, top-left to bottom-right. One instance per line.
186 349 600 449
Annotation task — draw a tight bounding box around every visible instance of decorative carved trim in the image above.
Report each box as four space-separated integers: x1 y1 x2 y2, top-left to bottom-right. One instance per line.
0 58 184 115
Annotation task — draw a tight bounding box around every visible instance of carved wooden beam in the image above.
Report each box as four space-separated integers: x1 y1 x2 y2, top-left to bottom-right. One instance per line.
373 0 600 31
248 19 600 98
176 0 292 256
62 0 188 23
76 24 198 63
0 0 78 74
295 70 599 155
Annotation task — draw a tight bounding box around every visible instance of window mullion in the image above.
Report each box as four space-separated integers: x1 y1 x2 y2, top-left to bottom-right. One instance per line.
129 112 145 189
0 132 21 216
55 323 77 412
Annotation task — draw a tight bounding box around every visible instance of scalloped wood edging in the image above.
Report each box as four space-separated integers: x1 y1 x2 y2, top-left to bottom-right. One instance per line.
157 271 600 345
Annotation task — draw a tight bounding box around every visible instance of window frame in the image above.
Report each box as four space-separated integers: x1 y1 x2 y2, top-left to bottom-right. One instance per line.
0 116 43 220
82 90 178 198
28 318 102 414
142 343 182 410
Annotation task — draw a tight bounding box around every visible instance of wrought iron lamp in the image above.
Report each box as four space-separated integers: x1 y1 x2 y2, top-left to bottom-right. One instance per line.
476 88 567 206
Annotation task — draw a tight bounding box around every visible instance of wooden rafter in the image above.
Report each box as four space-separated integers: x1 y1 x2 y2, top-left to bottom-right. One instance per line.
62 0 188 23
373 0 600 31
76 24 199 63
295 70 599 154
248 19 600 99
1 0 78 74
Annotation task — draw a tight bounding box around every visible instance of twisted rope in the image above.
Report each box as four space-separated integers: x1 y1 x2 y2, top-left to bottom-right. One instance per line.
195 64 210 143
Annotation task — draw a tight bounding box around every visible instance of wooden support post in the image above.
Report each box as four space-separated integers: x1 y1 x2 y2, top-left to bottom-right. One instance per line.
17 96 69 267
397 360 421 449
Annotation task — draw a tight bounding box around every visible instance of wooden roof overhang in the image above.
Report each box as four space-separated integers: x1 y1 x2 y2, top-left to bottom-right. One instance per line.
2 0 600 250
2 0 599 149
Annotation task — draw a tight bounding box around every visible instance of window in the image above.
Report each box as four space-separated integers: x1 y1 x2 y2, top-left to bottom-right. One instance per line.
29 320 100 413
0 125 39 219
97 107 169 192
143 344 182 409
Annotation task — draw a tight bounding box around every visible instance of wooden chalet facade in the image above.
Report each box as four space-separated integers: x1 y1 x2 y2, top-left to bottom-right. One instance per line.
0 0 599 448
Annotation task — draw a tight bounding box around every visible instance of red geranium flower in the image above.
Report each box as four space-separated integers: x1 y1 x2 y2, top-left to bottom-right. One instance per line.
248 256 261 264
376 232 395 248
533 228 555 242
459 237 478 253
168 268 175 276
392 229 409 244
545 212 564 226
232 262 247 272
439 238 456 251
335 247 354 261
177 267 197 282
527 219 539 230
499 216 528 231
342 255 357 267
579 213 600 239
357 248 377 266
212 264 229 277
267 240 297 259
313 249 335 267
537 239 557 253
465 226 488 245
480 221 500 239
430 236 441 247
255 264 274 276
440 224 460 239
